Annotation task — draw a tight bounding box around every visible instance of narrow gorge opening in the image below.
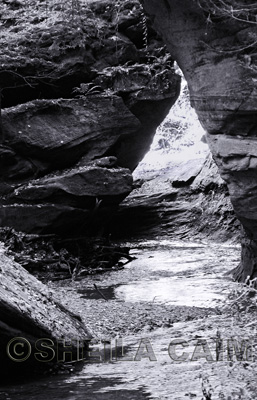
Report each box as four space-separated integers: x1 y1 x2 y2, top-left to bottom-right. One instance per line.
108 69 242 307
134 68 208 188
111 68 239 245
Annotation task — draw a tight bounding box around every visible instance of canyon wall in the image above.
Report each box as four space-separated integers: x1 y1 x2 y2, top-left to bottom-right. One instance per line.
0 0 180 235
141 0 257 281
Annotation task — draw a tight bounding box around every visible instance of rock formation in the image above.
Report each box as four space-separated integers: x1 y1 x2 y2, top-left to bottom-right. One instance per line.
0 244 91 378
0 0 180 235
111 153 239 241
141 0 257 282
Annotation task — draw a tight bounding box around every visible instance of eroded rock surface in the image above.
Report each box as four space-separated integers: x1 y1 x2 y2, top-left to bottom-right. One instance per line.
0 244 91 377
2 97 140 171
0 97 137 234
111 153 239 242
141 0 257 281
0 0 180 234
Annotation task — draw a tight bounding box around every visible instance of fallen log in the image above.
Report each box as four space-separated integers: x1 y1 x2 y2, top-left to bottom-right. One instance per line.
0 243 91 379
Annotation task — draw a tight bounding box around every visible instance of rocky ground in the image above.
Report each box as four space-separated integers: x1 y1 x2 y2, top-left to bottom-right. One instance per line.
1 236 257 399
28 240 257 399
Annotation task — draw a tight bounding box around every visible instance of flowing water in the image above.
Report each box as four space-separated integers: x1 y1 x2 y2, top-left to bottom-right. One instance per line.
0 239 242 399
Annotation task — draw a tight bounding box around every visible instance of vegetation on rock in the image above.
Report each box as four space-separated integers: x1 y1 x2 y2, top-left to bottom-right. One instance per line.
0 228 134 281
0 0 158 108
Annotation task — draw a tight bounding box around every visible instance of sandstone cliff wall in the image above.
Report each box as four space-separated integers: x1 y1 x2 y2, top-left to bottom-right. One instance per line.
141 0 257 281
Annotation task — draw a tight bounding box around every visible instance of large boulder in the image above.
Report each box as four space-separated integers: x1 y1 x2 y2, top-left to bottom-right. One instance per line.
0 244 91 377
0 96 137 234
1 163 132 235
1 97 140 171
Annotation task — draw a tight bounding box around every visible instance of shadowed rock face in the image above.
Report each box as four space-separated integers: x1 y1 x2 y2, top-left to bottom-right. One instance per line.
1 97 141 173
141 0 257 281
0 244 91 377
0 0 180 235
